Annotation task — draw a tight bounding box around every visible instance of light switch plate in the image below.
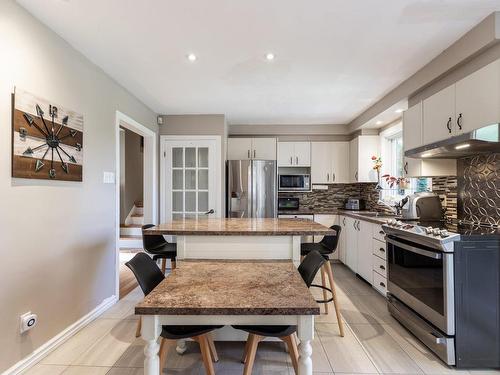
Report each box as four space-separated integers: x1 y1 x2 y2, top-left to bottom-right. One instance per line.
103 171 115 184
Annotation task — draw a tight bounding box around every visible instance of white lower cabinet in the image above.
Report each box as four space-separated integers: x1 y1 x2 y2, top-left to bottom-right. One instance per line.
356 220 373 284
344 217 358 272
339 215 388 295
313 214 339 259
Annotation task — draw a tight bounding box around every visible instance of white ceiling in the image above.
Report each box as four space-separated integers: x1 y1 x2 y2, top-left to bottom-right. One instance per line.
17 0 500 125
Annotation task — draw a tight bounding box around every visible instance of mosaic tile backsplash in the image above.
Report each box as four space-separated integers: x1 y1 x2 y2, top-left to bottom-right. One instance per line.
458 153 500 226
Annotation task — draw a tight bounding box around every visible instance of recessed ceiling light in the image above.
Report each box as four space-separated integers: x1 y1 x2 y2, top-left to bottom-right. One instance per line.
455 143 470 150
187 53 197 62
265 53 275 61
395 109 404 113
376 120 383 125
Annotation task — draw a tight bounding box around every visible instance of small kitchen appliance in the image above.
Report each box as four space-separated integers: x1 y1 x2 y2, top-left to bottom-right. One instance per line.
278 174 310 192
343 198 366 211
400 192 444 220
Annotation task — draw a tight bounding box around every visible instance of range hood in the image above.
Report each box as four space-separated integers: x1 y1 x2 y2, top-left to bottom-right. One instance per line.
405 124 500 159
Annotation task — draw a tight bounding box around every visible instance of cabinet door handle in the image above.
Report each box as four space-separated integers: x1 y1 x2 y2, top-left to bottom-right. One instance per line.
457 113 462 130
446 117 452 133
404 162 408 175
290 157 293 165
379 282 386 288
379 247 385 253
355 171 358 181
248 150 251 158
343 217 346 225
353 221 357 229
356 221 361 231
379 265 386 270
296 156 299 165
327 173 329 182
379 230 385 235
253 150 256 158
332 173 336 182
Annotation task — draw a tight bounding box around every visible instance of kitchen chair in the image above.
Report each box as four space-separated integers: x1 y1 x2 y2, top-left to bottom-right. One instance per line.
300 224 344 336
125 253 222 375
233 250 327 375
142 224 177 273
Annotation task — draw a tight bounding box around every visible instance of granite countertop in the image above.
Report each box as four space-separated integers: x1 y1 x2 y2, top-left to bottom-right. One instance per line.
278 209 339 215
135 260 320 316
144 218 335 236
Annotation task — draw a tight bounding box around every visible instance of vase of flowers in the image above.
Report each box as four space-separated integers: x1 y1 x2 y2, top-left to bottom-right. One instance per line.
371 155 383 190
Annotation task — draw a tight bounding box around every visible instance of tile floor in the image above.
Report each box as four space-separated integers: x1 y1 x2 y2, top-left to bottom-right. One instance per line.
25 263 500 375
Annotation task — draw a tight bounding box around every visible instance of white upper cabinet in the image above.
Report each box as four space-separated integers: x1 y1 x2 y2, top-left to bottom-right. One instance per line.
455 59 500 134
311 142 349 184
423 84 455 144
277 142 311 167
403 102 423 152
331 142 350 183
227 138 252 160
252 138 277 160
227 138 276 160
422 59 500 145
349 136 380 182
311 142 331 183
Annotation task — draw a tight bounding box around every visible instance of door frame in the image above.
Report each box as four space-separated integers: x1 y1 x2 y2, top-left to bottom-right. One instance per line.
160 135 222 223
115 110 158 297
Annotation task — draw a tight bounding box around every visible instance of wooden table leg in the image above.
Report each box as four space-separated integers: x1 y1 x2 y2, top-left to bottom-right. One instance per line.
297 316 314 375
142 315 161 375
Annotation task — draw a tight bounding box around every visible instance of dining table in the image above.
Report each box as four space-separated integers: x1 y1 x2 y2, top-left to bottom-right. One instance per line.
135 259 320 375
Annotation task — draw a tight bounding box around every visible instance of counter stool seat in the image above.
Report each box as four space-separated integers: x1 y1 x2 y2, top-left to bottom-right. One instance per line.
142 224 177 273
300 242 331 259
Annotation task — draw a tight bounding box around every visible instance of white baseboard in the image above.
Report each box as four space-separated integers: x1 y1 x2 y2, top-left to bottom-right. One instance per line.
2 294 118 375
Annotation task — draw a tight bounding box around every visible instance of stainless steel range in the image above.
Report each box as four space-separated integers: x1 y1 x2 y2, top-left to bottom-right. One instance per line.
383 219 500 368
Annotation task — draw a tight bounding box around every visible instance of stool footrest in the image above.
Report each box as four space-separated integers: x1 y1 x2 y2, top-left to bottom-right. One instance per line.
310 283 334 304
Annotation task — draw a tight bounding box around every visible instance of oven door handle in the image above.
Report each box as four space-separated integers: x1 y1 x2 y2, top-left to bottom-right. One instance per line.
387 238 442 259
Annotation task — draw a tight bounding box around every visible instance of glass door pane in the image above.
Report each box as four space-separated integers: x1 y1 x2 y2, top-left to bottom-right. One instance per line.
169 143 213 220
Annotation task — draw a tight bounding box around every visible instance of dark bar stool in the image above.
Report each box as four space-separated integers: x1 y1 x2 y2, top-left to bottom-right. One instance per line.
142 224 177 273
300 224 344 336
233 250 327 375
125 253 222 375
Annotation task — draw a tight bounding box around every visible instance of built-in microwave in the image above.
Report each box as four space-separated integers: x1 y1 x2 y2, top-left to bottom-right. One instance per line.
278 174 311 191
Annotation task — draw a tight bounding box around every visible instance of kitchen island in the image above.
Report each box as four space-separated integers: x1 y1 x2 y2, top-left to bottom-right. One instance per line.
144 217 334 267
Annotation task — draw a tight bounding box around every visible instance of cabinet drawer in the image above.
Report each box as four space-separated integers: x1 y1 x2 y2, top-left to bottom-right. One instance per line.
372 255 387 278
373 271 387 296
372 239 387 260
373 224 386 242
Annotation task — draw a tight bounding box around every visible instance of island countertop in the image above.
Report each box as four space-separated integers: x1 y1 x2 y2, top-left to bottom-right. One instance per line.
144 218 335 236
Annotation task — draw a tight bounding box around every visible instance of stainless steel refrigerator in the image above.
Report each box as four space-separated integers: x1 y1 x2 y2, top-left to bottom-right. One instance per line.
226 160 277 218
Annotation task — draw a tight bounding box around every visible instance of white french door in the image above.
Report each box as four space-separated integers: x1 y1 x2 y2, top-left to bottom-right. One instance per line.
162 137 219 221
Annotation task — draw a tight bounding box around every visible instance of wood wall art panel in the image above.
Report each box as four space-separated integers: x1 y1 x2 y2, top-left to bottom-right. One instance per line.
11 88 84 181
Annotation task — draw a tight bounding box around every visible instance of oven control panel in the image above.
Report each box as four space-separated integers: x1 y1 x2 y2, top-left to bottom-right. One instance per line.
385 219 460 241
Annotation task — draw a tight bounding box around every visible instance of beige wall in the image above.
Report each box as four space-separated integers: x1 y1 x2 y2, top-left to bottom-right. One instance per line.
120 129 144 223
348 12 500 132
159 114 227 214
409 42 500 105
0 1 157 371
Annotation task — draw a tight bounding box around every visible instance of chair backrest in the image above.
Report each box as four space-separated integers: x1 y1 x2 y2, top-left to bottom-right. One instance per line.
142 224 167 253
319 225 342 254
125 252 165 296
298 250 327 288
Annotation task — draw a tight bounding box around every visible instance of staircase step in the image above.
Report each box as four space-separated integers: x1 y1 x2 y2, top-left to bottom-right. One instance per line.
120 224 142 228
135 201 144 208
131 214 143 217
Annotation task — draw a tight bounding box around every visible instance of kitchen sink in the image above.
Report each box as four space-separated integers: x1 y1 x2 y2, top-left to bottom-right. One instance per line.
356 212 396 218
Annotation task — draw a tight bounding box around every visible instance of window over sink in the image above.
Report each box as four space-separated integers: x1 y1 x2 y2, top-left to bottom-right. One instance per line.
379 122 431 205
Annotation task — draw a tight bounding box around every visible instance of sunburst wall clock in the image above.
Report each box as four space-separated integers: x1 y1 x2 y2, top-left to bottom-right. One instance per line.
12 88 83 181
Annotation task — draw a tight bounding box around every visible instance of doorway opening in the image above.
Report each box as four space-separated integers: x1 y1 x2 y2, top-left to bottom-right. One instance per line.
115 111 157 299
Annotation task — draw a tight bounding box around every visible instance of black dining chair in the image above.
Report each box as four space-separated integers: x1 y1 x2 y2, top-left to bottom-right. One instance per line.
142 224 177 273
125 253 222 374
233 250 328 375
300 224 344 336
